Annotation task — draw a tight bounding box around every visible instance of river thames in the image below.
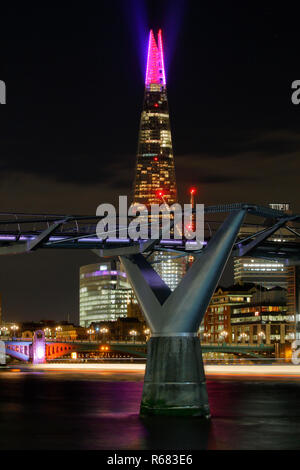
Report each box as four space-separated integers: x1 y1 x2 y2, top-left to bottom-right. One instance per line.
0 367 300 450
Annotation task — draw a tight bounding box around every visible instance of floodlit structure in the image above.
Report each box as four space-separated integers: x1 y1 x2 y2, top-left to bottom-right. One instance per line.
32 330 46 364
133 29 177 207
133 29 187 291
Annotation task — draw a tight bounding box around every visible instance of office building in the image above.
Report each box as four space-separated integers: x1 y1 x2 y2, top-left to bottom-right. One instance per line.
201 284 256 344
231 286 293 345
287 266 300 340
202 283 294 346
234 203 290 289
234 258 287 289
79 260 134 327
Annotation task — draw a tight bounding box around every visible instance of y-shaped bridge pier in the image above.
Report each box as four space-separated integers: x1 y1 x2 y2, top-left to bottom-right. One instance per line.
120 210 245 416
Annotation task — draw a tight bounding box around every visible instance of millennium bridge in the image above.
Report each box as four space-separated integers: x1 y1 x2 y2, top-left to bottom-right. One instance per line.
0 203 300 417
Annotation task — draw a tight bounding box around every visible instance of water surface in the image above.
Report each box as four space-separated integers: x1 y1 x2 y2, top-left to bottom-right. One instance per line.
0 369 299 450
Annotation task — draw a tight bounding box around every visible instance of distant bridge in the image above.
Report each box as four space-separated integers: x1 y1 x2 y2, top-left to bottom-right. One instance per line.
3 332 76 363
1 338 275 363
105 341 274 359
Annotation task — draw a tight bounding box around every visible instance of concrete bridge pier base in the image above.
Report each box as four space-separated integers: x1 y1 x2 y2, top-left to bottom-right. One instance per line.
140 335 210 417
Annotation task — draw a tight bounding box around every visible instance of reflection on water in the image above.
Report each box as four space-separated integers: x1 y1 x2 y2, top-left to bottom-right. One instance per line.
0 369 300 450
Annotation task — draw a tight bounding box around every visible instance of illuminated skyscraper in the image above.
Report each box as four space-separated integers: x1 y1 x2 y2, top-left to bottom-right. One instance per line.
79 31 181 324
133 29 177 207
133 29 187 291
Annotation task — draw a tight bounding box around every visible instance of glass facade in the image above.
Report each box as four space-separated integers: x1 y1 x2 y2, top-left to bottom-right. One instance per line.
234 203 290 289
79 261 133 327
234 257 288 289
132 30 187 289
133 30 177 208
149 251 188 292
287 265 300 339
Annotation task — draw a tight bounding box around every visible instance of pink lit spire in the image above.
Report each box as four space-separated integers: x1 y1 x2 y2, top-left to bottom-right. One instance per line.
145 29 166 86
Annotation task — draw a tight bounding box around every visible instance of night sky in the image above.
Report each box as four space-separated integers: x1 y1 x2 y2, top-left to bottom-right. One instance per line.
0 1 299 323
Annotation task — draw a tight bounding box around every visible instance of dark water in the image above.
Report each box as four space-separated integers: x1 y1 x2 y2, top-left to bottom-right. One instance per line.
0 368 300 450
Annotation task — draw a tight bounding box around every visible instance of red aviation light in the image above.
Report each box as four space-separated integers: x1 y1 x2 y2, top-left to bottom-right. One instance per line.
153 157 158 161
154 103 159 108
190 187 196 195
156 189 165 198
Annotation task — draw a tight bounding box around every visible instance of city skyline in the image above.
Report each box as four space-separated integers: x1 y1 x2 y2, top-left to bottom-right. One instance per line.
0 1 300 322
1 3 300 454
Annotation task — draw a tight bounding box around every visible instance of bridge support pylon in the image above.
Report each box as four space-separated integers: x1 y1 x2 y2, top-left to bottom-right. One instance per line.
31 330 46 364
120 210 246 417
0 340 6 365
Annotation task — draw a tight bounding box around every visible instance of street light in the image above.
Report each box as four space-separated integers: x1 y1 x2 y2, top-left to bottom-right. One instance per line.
99 327 109 343
258 331 266 343
144 328 151 341
219 330 228 343
55 326 62 339
129 330 137 342
87 328 95 340
10 325 19 337
0 326 9 336
44 327 51 337
203 332 211 343
100 327 109 335
239 332 249 343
